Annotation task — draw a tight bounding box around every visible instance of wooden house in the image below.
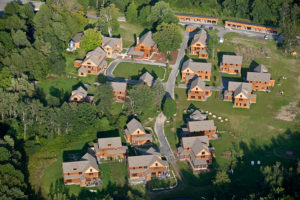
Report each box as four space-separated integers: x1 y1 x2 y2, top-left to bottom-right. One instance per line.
178 136 215 172
128 155 169 183
139 72 154 87
107 81 127 102
176 14 218 24
220 55 243 74
62 151 100 187
69 86 93 103
124 118 152 146
94 137 127 162
187 77 211 101
101 36 122 58
128 31 158 59
225 20 278 34
76 47 107 76
185 120 217 139
181 59 211 82
69 32 83 50
246 64 275 91
224 81 256 108
190 29 208 59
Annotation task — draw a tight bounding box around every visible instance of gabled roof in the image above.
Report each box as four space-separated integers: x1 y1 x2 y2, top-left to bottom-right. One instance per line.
125 118 145 135
222 55 243 65
182 59 211 72
70 86 87 99
190 77 206 91
188 120 215 132
186 24 198 29
191 29 207 46
62 151 99 174
139 31 155 49
190 110 207 121
247 72 271 82
228 81 252 92
128 155 167 167
72 32 83 43
234 84 250 99
107 81 127 92
102 36 122 50
145 147 160 156
139 72 154 86
254 64 268 73
98 137 122 149
83 47 106 66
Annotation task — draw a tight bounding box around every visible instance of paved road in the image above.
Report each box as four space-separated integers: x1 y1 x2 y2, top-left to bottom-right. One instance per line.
154 113 176 163
165 31 189 98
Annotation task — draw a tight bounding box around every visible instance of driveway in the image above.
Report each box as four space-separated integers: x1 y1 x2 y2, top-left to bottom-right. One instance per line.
154 113 176 163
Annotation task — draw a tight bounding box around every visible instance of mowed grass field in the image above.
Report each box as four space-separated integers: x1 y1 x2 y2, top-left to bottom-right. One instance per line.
119 22 144 48
156 34 300 199
113 62 166 80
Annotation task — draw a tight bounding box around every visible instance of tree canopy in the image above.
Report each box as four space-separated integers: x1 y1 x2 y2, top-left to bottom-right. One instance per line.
162 97 176 118
81 28 102 52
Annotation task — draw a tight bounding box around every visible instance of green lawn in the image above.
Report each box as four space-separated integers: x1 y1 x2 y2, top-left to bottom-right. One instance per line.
113 62 166 80
99 163 128 187
119 22 145 48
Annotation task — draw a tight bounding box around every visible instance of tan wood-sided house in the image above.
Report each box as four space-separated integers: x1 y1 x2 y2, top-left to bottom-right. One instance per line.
224 81 256 108
187 77 211 101
181 59 212 82
178 136 215 172
128 31 158 59
124 118 153 146
190 29 208 59
184 120 217 139
220 55 243 74
69 86 93 103
128 155 169 183
139 72 154 87
70 32 83 49
106 81 127 102
101 36 123 58
62 150 100 187
75 47 107 77
246 64 275 91
93 137 127 162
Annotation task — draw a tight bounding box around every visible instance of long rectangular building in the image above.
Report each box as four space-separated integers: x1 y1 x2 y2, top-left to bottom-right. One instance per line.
176 14 218 24
225 20 278 34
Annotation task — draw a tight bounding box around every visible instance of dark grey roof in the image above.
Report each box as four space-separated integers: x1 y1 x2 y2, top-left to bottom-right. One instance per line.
182 59 211 72
190 110 207 121
190 77 206 90
191 29 207 46
128 155 167 167
107 81 127 92
139 31 155 49
139 72 154 86
128 47 145 56
254 64 268 73
98 137 122 149
176 13 218 20
70 86 87 99
222 55 243 65
145 147 160 156
228 81 252 91
62 151 99 174
126 118 145 135
72 32 83 43
188 120 215 132
247 72 271 82
78 67 87 73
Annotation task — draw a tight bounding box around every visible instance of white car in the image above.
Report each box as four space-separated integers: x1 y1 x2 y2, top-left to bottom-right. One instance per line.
264 35 270 40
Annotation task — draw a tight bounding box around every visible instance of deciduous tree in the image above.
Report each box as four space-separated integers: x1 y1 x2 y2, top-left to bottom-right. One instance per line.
81 28 102 52
162 97 176 118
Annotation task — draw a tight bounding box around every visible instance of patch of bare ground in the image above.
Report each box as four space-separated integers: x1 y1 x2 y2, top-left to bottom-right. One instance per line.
267 125 284 132
274 101 298 121
235 43 271 62
232 36 268 45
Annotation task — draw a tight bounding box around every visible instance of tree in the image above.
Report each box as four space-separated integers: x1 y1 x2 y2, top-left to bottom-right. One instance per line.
0 68 12 89
280 1 297 52
81 28 102 52
125 1 137 22
162 97 176 118
138 5 151 27
94 85 114 116
213 169 231 185
152 79 165 108
0 147 11 162
147 1 178 27
153 23 183 53
128 84 154 115
12 30 30 47
98 4 120 37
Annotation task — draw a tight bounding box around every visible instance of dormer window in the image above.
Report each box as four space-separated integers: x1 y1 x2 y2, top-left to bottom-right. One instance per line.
90 169 92 172
108 144 111 147
73 168 77 171
155 163 158 166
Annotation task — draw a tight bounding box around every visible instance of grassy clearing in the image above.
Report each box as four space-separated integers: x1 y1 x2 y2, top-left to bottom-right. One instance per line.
159 34 300 199
99 163 128 187
119 22 145 48
113 62 166 80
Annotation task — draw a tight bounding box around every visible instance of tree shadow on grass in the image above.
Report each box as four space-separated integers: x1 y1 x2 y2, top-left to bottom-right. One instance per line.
97 129 120 139
49 86 70 103
62 143 90 162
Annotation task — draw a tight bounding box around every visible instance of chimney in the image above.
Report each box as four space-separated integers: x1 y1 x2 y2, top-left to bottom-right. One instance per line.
136 37 139 45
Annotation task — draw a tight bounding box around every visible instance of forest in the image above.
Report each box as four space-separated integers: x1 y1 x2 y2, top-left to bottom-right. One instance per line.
0 0 299 199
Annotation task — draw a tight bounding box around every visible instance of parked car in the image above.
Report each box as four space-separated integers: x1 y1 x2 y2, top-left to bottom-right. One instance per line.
264 35 270 40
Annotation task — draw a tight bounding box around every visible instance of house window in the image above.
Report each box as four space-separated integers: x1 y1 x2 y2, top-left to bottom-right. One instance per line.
79 172 82 175
108 144 111 147
73 168 77 171
90 169 92 172
132 173 137 177
244 104 247 106
155 163 158 166
202 152 205 155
